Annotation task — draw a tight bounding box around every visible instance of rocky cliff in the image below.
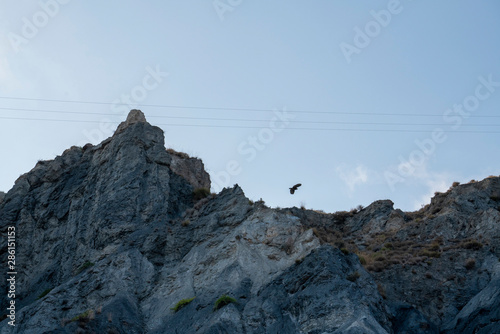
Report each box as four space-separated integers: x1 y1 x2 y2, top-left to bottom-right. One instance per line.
0 110 499 334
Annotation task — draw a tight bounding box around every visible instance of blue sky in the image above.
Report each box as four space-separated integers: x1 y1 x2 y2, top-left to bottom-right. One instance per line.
1 1 499 212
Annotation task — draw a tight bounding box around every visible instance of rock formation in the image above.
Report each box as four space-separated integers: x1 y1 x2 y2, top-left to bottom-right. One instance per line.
0 110 499 333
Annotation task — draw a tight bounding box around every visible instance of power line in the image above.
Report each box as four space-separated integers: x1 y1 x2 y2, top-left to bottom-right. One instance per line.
1 111 500 127
1 96 500 118
1 116 500 133
0 107 117 117
156 124 500 134
2 106 500 128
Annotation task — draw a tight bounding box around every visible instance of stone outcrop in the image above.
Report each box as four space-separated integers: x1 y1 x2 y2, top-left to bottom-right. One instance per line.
168 150 210 190
114 108 147 134
0 110 499 333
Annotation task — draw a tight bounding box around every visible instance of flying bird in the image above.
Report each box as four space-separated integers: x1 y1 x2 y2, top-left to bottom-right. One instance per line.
289 183 302 194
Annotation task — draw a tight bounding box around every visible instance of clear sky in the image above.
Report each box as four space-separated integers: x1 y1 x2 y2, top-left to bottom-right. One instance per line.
1 1 499 212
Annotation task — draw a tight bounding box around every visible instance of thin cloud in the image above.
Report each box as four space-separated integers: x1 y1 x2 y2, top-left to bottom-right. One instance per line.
337 164 369 193
0 35 19 93
384 158 454 210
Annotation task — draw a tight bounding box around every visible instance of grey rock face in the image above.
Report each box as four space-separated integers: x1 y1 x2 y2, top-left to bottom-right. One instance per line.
150 246 390 334
242 246 391 334
114 108 147 134
442 258 500 334
0 110 499 333
345 200 397 234
0 111 210 333
169 149 211 190
339 178 500 333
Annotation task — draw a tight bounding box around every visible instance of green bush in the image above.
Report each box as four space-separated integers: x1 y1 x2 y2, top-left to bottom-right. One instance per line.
171 297 196 312
193 188 210 201
37 288 53 300
70 310 91 323
340 248 349 255
76 261 94 275
213 295 237 311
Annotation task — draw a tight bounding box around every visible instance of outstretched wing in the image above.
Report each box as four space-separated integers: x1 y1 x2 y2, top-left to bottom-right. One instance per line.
289 183 301 194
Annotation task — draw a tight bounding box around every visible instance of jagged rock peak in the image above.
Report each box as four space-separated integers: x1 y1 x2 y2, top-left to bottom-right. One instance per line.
115 109 148 134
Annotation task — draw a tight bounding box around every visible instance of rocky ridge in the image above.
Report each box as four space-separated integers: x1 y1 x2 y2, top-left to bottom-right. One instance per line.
0 110 499 333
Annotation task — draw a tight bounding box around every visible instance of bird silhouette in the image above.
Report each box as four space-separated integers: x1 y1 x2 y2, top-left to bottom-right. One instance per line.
289 183 301 194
